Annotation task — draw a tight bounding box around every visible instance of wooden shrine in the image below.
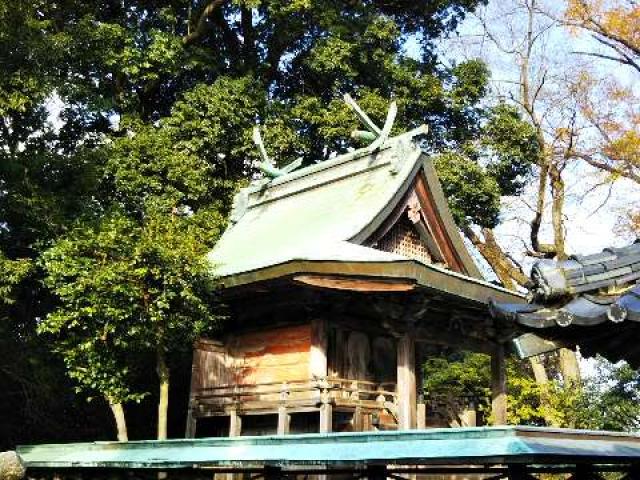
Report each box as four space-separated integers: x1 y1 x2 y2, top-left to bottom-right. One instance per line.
185 101 525 438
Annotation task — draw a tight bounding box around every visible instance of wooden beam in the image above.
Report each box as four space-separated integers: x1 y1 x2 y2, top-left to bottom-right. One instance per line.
397 333 417 430
491 343 507 426
293 274 416 292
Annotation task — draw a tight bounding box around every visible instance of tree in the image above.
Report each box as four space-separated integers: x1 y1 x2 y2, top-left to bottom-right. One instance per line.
41 209 223 440
564 0 640 74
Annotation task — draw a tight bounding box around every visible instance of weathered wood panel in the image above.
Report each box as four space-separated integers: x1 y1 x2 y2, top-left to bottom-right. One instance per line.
346 331 371 381
232 324 312 385
193 339 232 390
372 336 396 383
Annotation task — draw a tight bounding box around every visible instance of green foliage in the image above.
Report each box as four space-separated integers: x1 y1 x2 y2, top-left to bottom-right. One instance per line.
424 352 640 431
482 103 540 196
432 103 539 228
41 209 224 403
574 359 640 432
0 255 31 307
424 352 491 400
433 153 502 227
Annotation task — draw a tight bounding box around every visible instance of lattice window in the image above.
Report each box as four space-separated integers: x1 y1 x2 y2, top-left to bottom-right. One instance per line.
375 215 432 264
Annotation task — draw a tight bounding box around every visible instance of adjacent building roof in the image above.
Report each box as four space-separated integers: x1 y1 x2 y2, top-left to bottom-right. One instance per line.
17 427 640 472
208 127 523 306
491 242 640 365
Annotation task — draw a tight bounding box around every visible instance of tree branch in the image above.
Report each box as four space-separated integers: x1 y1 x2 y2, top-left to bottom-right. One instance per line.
183 0 226 46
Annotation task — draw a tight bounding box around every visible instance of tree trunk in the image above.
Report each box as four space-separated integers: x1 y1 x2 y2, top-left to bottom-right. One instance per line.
461 225 529 288
157 347 170 440
108 401 128 441
549 162 567 260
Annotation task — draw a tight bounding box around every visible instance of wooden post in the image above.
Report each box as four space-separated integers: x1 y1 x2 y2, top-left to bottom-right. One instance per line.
185 405 197 438
353 406 363 431
277 406 290 435
313 320 331 434
416 345 426 430
397 333 416 430
185 343 201 439
320 401 333 433
310 318 328 379
229 409 242 437
363 412 373 431
491 343 507 426
416 400 426 429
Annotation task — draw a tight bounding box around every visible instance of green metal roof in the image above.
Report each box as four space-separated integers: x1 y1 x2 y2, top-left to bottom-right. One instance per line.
207 127 527 306
17 427 640 469
210 129 427 279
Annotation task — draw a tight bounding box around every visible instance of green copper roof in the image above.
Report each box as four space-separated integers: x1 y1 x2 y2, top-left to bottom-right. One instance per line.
17 427 640 469
210 129 427 278
207 128 526 304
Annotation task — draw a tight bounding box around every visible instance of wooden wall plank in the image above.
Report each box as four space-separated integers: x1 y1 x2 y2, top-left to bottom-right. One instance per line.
232 324 312 385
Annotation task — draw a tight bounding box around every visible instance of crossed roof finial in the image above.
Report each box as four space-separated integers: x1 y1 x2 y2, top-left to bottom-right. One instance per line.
252 95 398 180
343 94 397 152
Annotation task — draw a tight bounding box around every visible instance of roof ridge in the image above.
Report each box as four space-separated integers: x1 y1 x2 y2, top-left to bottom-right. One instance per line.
229 126 428 224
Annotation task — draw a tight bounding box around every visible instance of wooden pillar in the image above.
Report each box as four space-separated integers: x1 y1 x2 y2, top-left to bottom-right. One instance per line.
185 343 201 438
320 402 333 433
313 319 332 434
185 406 197 438
460 403 477 427
310 318 328 379
229 409 242 437
416 401 426 429
559 347 581 384
491 343 507 426
353 406 363 431
397 333 416 430
416 344 426 429
277 406 290 435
